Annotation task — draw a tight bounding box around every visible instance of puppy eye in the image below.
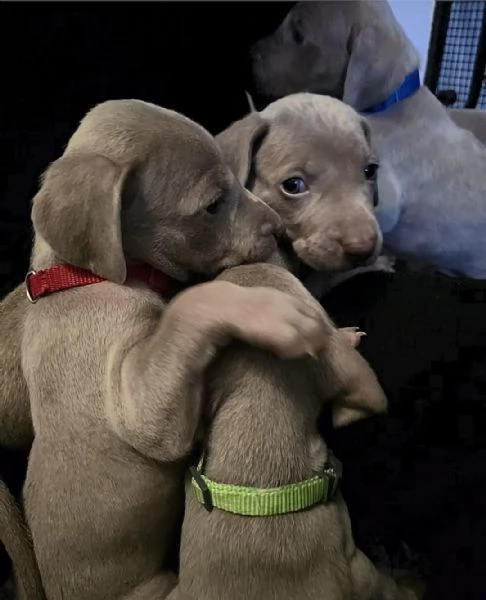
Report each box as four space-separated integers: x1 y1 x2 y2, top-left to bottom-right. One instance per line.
364 163 379 181
291 21 304 45
281 177 308 196
205 197 225 215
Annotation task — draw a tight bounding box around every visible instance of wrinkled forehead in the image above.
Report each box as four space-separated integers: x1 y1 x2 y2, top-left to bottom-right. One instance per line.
259 102 371 172
294 1 360 20
68 101 220 167
152 128 226 173
287 1 355 31
287 1 323 25
147 135 234 215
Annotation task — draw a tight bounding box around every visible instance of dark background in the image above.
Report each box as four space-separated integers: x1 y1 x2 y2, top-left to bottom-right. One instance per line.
1 4 486 600
0 1 295 294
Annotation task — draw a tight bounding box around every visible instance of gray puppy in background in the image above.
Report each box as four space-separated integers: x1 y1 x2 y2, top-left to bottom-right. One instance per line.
250 0 486 279
21 99 331 600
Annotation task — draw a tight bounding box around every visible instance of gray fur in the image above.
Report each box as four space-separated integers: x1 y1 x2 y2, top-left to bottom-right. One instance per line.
251 0 486 278
167 263 422 600
21 99 333 599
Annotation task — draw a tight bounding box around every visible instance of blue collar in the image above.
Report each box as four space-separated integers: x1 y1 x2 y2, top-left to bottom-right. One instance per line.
361 69 421 115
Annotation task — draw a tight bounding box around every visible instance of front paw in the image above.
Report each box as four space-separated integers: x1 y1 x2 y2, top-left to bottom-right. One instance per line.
338 326 367 348
371 254 396 274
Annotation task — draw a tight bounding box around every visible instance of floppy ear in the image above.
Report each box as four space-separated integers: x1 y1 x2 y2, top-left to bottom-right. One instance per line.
244 90 257 113
215 113 269 187
318 329 388 428
32 153 128 283
343 23 402 112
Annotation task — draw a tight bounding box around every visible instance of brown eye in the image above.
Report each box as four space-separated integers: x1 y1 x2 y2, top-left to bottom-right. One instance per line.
205 197 225 215
364 163 379 181
291 21 304 45
281 177 308 195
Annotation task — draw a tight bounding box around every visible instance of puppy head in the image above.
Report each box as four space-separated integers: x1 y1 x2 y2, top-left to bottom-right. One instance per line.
251 2 350 99
250 0 420 112
31 100 281 283
217 94 382 272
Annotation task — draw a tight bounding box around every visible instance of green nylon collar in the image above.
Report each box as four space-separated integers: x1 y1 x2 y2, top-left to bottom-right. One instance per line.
190 451 342 517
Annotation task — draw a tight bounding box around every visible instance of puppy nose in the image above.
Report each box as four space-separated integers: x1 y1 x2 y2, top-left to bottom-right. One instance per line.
346 248 375 267
345 231 377 251
261 222 274 236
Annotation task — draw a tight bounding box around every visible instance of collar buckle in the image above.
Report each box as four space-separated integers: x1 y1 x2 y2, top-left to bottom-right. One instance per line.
190 464 213 512
25 270 38 304
321 450 343 501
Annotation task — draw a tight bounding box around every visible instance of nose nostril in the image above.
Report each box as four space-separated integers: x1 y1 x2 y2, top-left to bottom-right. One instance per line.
346 248 374 267
261 223 275 236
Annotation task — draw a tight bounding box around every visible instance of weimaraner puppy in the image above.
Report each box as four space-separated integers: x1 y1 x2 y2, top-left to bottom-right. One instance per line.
20 99 333 600
250 0 486 279
167 263 421 600
0 479 45 600
0 91 387 459
216 94 393 297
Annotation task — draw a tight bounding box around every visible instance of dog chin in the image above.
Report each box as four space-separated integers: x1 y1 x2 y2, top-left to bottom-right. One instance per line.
307 259 347 272
246 237 279 264
251 61 287 100
237 238 279 267
293 248 345 273
255 76 293 102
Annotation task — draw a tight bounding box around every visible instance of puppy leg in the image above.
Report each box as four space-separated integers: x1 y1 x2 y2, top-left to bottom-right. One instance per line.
338 327 367 348
106 280 331 463
0 480 45 600
351 549 420 600
0 284 33 449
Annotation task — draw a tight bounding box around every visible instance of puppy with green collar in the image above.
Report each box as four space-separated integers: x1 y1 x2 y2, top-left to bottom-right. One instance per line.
167 263 420 600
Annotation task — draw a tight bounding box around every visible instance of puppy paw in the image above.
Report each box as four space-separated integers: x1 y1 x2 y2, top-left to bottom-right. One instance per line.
338 326 367 348
372 254 396 273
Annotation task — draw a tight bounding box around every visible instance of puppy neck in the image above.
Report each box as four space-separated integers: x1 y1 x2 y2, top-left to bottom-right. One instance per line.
202 345 327 490
31 236 60 272
30 236 188 299
271 242 301 274
126 255 189 283
361 69 421 117
273 241 316 286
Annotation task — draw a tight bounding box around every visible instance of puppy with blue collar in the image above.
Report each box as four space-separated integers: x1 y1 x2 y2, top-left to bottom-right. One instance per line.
250 0 486 280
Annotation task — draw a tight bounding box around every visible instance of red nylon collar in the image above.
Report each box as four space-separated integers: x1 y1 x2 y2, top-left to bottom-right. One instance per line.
25 263 171 303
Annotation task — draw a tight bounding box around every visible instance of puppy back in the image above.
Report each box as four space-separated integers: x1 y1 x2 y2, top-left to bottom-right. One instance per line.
216 263 313 302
